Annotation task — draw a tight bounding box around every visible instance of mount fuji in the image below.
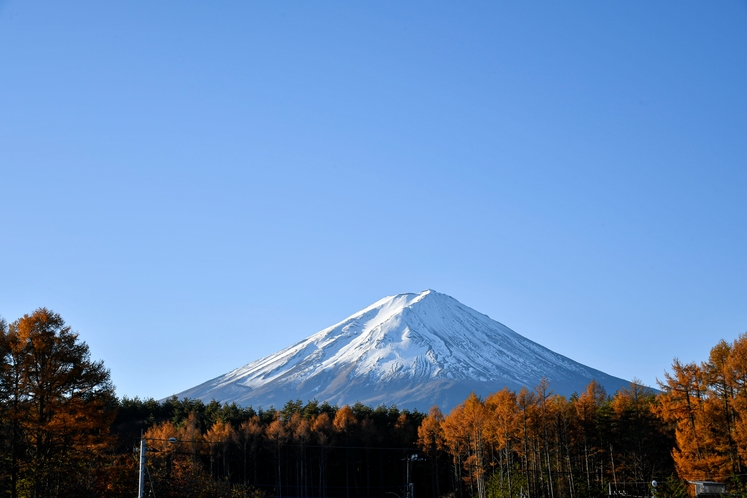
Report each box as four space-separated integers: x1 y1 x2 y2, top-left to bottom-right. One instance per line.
175 290 630 411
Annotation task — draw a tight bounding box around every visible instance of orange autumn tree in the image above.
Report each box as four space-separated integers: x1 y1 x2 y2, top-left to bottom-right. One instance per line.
267 412 289 497
658 334 747 483
333 405 358 498
575 380 607 494
701 340 741 477
442 392 489 498
484 388 520 498
205 418 237 480
0 309 116 498
725 334 747 470
238 415 264 485
441 397 471 497
288 411 313 497
658 359 711 479
418 406 446 498
609 380 667 485
313 411 334 496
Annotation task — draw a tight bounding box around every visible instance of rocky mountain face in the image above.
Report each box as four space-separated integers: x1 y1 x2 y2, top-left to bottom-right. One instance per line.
175 290 630 411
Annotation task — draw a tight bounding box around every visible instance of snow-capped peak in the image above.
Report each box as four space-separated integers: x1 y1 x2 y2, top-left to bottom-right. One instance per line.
175 290 629 410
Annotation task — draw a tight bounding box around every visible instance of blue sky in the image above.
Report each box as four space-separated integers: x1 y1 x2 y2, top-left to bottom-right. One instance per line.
1 1 746 401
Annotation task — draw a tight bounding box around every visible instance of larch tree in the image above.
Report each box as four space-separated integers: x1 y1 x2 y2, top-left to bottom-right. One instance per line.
205 418 236 480
516 386 539 498
610 381 668 485
726 334 747 466
659 358 725 480
575 380 606 494
484 388 520 498
702 340 740 476
313 412 334 497
238 415 264 486
289 412 312 497
333 405 358 498
0 308 116 498
442 393 488 498
267 413 289 497
418 405 445 498
0 316 24 497
442 401 470 498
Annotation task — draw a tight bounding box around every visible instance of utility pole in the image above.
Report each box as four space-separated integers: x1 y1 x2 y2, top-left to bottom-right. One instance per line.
138 436 147 498
136 436 200 497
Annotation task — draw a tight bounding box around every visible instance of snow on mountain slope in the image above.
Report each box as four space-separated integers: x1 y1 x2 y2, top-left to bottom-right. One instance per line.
175 290 630 411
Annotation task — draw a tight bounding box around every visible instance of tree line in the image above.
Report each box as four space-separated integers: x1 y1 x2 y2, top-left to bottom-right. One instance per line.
2 308 747 497
115 396 424 498
417 380 676 498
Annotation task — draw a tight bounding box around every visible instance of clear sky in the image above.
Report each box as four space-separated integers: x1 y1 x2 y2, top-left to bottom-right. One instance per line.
1 1 746 401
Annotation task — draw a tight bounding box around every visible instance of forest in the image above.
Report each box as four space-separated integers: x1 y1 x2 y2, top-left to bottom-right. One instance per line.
1 308 746 498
